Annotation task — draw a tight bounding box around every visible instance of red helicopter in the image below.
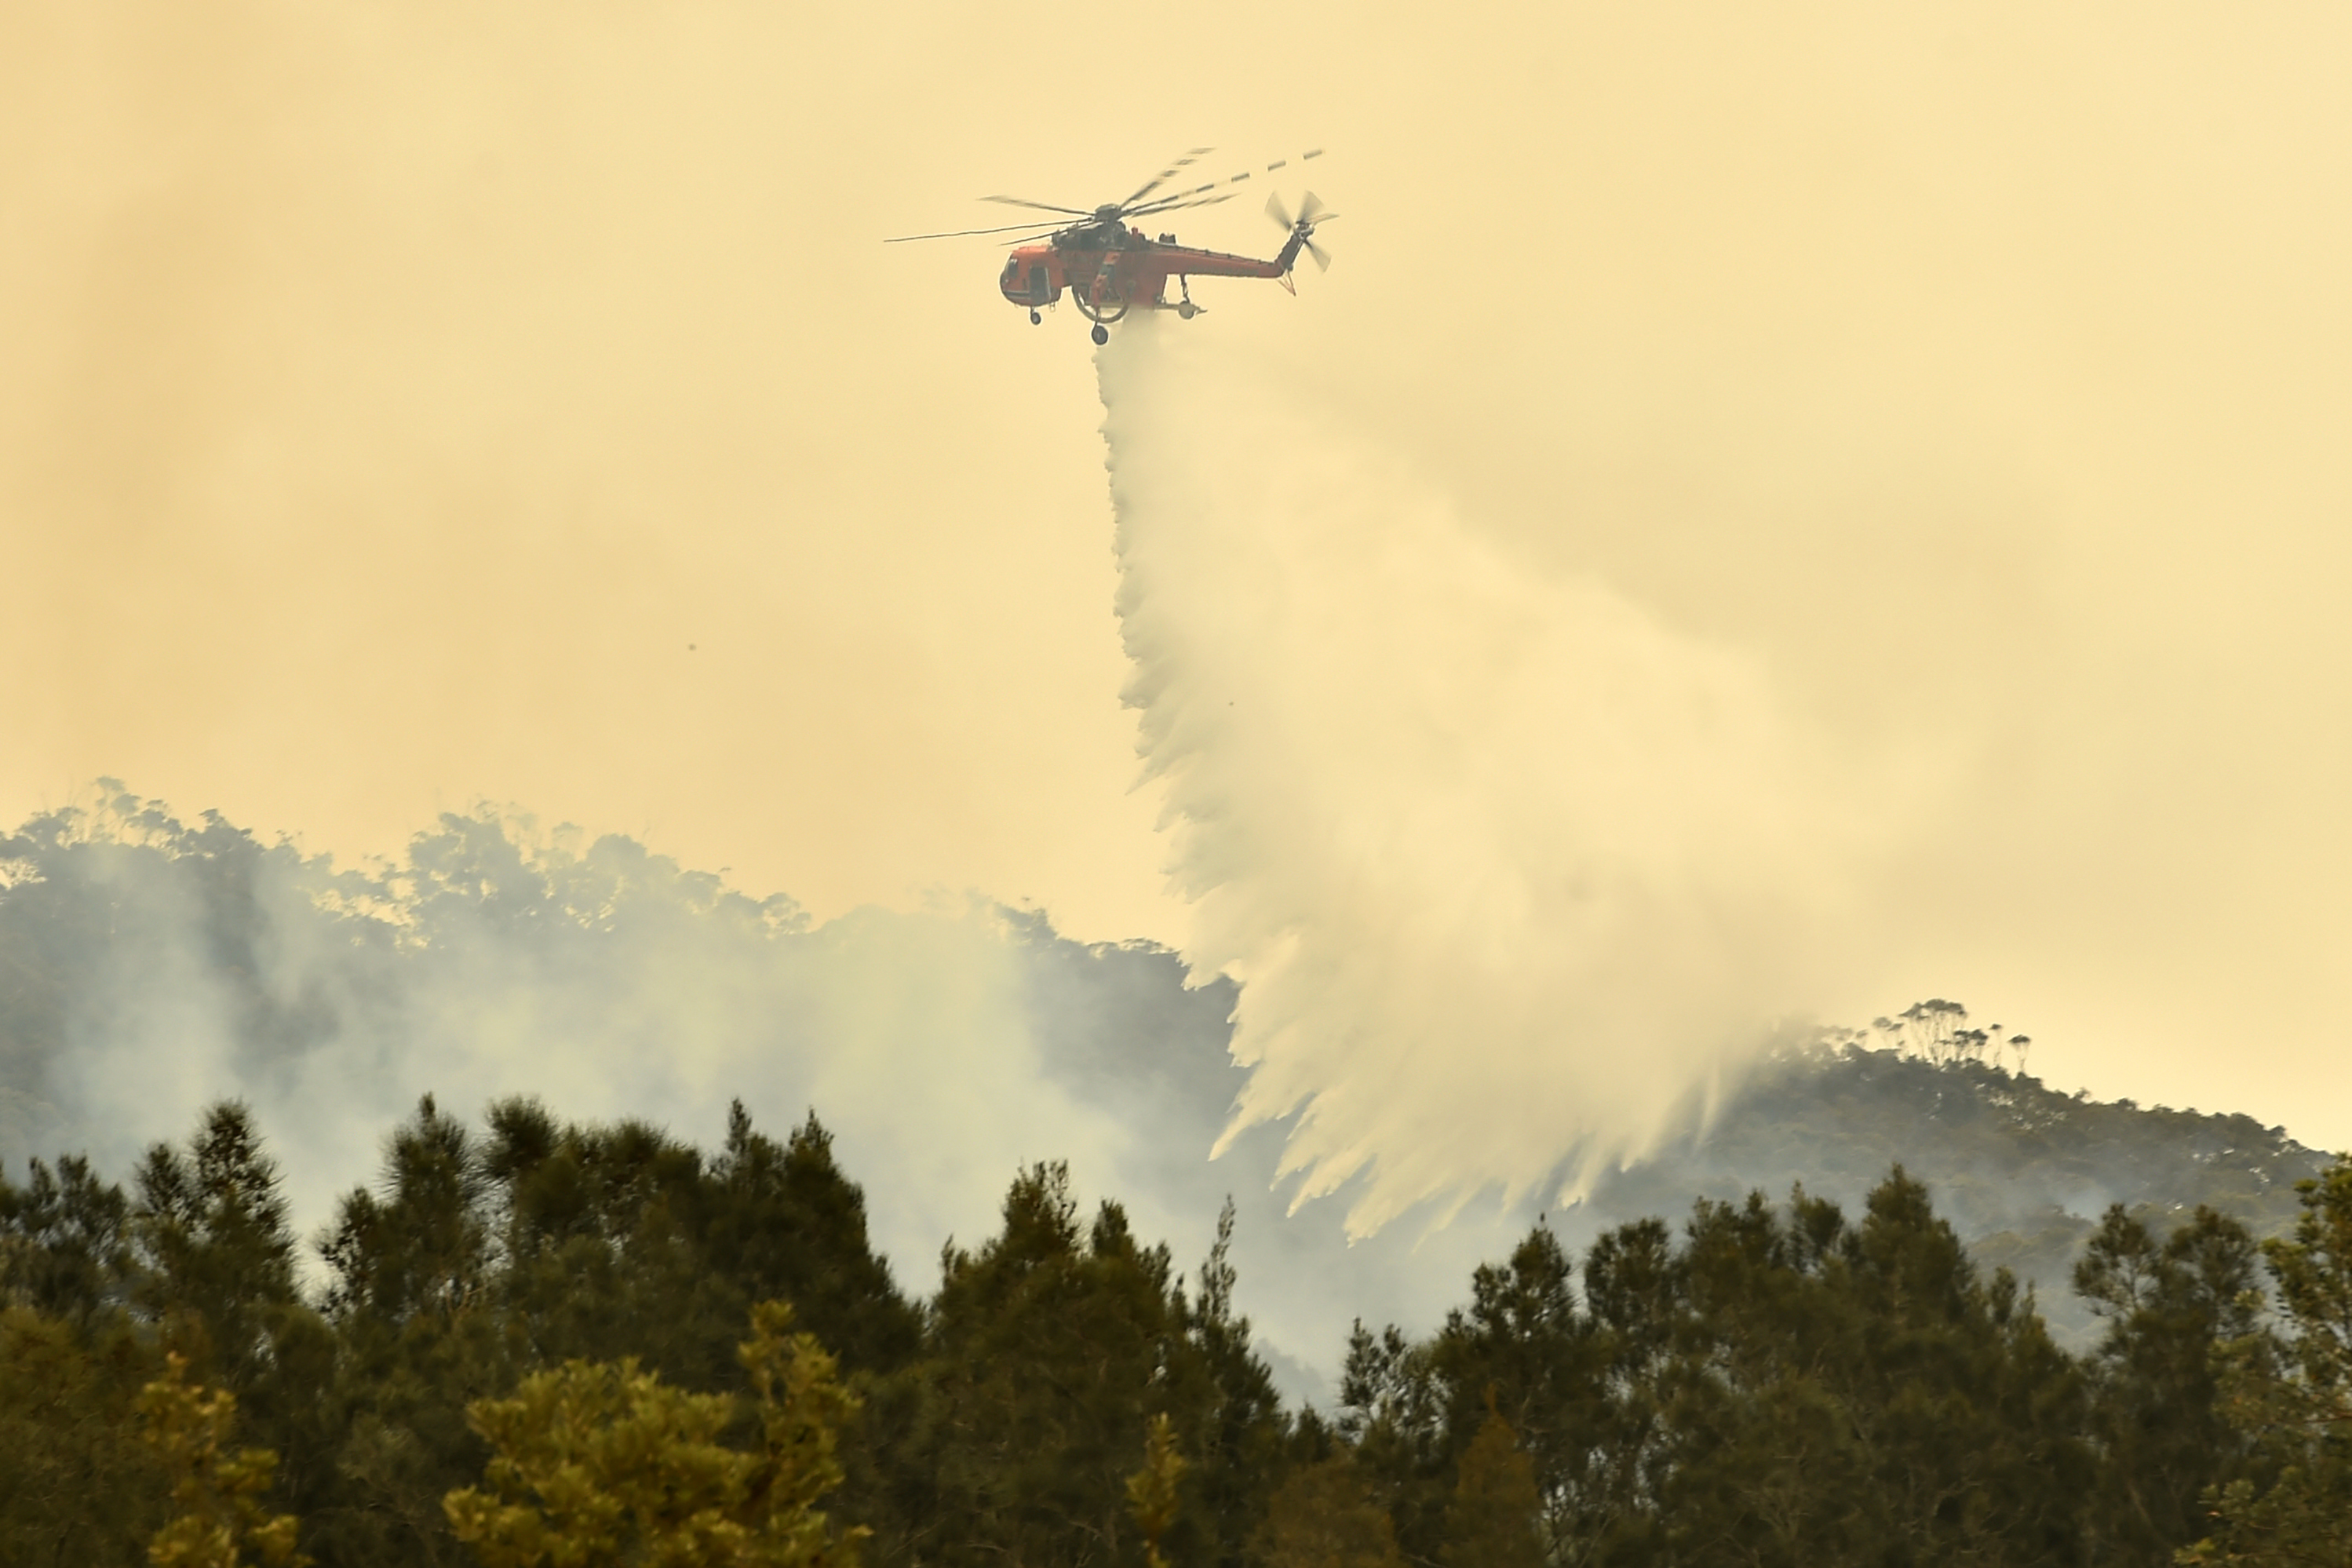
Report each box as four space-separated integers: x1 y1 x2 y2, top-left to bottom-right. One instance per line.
888 149 1336 345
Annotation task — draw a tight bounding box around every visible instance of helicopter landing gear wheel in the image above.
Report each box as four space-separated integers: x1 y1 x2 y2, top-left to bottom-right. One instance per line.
1175 300 1198 320
1090 323 1109 345
1030 309 1042 325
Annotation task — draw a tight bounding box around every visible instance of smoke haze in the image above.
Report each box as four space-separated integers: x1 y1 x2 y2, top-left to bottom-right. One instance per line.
0 793 1110 1270
4 1 2350 1202
0 790 1554 1398
4 790 2326 1390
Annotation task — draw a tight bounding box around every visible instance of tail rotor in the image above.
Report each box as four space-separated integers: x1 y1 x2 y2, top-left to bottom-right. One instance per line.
1265 189 1337 272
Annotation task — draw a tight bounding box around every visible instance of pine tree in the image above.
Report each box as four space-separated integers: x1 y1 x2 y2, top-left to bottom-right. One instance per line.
133 1103 303 1391
703 1103 921 1376
2182 1154 2352 1568
1339 1318 1449 1563
308 1093 512 1567
896 1163 1179 1568
1576 1216 1683 1568
133 1103 337 1538
1 1154 133 1326
873 1166 1290 1568
1440 1411 1541 1568
2075 1203 2262 1561
479 1099 716 1381
1429 1228 1609 1565
1174 1198 1291 1568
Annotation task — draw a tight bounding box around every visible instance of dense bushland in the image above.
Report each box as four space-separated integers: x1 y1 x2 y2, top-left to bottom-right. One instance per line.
3 1099 2347 1568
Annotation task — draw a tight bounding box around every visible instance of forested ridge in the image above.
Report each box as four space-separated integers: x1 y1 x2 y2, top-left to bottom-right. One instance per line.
2 789 2335 1386
1577 1032 2328 1350
5 1096 2348 1568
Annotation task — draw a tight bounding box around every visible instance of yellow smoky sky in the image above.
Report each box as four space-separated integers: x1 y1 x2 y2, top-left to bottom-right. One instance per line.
4 4 2349 1145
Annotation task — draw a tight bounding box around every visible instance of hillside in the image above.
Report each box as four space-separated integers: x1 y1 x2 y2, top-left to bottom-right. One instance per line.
1 789 2333 1368
1573 1039 2328 1344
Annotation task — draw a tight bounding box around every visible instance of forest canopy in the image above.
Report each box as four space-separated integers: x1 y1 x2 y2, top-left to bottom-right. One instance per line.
3 1096 2347 1568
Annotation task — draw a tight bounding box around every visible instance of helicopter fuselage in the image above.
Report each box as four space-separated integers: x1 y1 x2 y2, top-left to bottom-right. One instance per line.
998 221 1307 324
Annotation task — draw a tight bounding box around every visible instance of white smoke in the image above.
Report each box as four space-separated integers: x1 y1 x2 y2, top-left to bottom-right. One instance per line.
0 797 1138 1295
1099 320 1883 1234
0 790 1517 1398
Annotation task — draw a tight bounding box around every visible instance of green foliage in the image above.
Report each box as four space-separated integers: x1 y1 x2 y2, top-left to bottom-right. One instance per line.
1173 1198 1294 1568
304 1093 516 1564
1634 1174 2083 1568
133 1103 303 1384
1347 1170 2099 1568
1254 1457 1402 1568
1440 1413 1541 1568
1426 1228 1611 1564
890 1163 1184 1568
443 1300 864 1568
1128 1413 1189 1568
0 1305 168 1566
1586 1033 2328 1348
304 1092 917 1566
709 1107 923 1375
2074 1203 2262 1559
0 1089 918 1568
2181 1154 2352 1568
138 1350 308 1568
2 1085 2332 1568
2 1153 133 1325
465 1095 920 1386
129 1105 341 1550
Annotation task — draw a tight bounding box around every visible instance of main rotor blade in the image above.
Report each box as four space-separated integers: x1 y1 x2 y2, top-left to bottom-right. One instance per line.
1129 193 1234 217
980 195 1092 215
885 219 1072 242
1123 194 1203 219
1124 146 1216 206
1127 188 1240 219
1129 149 1329 217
